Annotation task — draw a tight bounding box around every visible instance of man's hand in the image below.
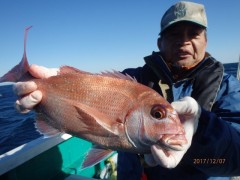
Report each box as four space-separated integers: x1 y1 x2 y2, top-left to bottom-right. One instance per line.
144 96 201 168
14 64 59 113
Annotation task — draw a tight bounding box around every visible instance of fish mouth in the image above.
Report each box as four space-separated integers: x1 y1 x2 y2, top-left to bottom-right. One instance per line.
157 134 188 151
157 140 183 151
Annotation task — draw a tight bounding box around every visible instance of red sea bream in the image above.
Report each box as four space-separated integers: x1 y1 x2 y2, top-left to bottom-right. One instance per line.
0 27 187 168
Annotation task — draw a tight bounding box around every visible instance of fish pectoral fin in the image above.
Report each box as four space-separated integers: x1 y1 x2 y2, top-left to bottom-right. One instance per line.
35 114 61 137
74 103 123 135
81 145 114 169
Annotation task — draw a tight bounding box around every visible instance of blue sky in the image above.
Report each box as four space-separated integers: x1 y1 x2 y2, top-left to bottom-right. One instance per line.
0 0 240 77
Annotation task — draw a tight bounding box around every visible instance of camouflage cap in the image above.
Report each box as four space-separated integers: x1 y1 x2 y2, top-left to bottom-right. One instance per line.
160 1 207 34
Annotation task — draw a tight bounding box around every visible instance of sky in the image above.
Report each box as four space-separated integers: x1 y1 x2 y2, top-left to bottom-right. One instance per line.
0 0 240 77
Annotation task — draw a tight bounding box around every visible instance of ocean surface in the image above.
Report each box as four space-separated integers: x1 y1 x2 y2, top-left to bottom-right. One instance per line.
0 63 238 155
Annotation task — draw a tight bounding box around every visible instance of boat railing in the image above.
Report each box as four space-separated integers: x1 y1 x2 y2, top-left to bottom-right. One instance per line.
0 133 72 175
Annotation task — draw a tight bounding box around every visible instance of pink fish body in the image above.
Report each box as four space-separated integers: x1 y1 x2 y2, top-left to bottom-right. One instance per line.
0 27 187 168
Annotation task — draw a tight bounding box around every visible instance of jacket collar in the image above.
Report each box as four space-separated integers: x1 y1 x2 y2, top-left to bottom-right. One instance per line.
144 51 216 83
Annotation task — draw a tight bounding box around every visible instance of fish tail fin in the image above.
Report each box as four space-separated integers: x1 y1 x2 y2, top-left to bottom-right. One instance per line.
0 26 32 83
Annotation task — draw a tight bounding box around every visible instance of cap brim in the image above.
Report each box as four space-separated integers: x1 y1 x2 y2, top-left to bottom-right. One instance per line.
160 20 207 35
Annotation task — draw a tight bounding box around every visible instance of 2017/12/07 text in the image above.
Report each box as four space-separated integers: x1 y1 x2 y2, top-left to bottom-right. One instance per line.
193 158 226 165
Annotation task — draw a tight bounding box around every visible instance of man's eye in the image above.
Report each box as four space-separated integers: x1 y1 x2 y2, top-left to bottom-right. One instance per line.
189 29 203 37
189 32 199 37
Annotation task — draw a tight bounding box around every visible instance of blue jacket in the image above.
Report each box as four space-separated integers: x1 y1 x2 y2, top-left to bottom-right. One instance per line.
117 52 240 180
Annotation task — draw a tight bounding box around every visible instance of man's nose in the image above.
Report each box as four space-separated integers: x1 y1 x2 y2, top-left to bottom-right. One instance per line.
176 31 191 45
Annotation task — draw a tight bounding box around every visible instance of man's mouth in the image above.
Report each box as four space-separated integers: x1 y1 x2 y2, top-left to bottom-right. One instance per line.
177 51 191 58
176 49 192 58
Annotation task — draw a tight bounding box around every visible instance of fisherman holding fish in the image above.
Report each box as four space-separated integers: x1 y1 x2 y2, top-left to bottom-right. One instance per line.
6 1 240 179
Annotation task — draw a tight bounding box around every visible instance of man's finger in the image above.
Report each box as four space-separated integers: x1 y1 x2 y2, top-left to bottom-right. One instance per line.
13 81 37 96
15 90 42 113
151 145 178 169
29 64 59 79
171 96 200 116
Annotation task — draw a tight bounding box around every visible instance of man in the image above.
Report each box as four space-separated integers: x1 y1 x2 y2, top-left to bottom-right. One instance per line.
14 1 240 179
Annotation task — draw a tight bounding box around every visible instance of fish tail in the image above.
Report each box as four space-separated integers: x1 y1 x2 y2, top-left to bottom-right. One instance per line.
0 26 32 83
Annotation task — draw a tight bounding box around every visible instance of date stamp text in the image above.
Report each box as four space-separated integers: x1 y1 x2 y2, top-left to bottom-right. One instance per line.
193 158 226 165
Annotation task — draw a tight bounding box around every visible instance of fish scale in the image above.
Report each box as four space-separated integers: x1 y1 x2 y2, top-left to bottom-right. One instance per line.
39 74 133 119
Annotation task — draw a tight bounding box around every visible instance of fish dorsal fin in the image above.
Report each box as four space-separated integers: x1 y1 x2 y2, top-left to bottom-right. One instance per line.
81 145 114 169
35 114 61 137
99 70 137 82
73 101 124 136
59 67 137 83
59 66 92 75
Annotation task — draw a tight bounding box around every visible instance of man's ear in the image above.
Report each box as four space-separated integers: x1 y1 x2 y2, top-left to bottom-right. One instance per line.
157 37 161 50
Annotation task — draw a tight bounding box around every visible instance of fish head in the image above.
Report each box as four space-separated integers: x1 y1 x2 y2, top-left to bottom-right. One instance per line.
125 92 187 152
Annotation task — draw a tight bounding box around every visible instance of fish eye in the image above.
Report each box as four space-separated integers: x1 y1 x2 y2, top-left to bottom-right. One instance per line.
153 111 163 119
150 106 165 120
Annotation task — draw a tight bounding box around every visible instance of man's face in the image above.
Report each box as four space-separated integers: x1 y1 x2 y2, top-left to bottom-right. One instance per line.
159 22 207 69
